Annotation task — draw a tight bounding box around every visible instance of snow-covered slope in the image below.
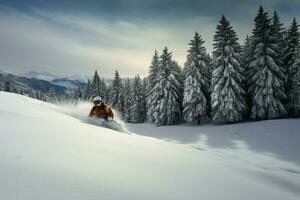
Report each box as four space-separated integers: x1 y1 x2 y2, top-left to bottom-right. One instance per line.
0 92 299 200
128 120 300 165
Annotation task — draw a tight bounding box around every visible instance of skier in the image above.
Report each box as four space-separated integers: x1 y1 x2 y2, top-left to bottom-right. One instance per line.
89 96 114 121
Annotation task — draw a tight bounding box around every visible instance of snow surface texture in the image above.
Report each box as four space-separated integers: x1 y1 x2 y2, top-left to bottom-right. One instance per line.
0 92 299 200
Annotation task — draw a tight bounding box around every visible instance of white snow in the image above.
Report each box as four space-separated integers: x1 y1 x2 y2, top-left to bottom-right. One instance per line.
0 91 299 200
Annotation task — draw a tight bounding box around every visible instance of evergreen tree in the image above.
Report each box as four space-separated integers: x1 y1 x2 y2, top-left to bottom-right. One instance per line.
148 47 183 126
211 15 246 123
18 89 24 95
148 50 160 89
28 90 35 98
100 78 108 101
91 70 106 99
4 81 11 92
247 6 286 120
83 79 92 100
63 92 72 102
47 88 57 102
110 70 124 113
123 78 133 122
204 52 213 117
272 11 285 62
146 50 160 113
142 77 148 115
130 75 146 123
71 87 83 104
241 35 252 79
34 90 41 100
272 11 286 98
241 35 253 115
34 90 47 101
10 83 19 94
284 18 300 116
288 44 300 116
203 53 213 84
183 32 210 124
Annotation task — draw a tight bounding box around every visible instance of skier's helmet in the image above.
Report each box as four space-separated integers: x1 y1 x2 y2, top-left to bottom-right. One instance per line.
93 96 102 105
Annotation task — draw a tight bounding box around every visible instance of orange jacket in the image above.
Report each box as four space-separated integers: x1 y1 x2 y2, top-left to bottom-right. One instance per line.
89 103 114 120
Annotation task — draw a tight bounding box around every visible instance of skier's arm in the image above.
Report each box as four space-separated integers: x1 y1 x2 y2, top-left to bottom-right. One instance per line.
89 106 95 117
106 107 114 120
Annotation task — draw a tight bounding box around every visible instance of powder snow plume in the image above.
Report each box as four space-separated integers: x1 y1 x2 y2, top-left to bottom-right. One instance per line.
55 101 130 133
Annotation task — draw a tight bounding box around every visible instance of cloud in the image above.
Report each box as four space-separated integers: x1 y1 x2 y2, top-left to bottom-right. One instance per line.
0 6 217 77
0 7 161 76
0 1 299 77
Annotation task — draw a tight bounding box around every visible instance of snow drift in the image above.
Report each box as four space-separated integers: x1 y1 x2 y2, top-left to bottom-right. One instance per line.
0 92 299 200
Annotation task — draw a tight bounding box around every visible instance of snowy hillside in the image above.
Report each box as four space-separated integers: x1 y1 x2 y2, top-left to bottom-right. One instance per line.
0 92 299 200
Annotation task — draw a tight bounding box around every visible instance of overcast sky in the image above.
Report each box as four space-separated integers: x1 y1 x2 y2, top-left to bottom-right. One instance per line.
0 0 300 77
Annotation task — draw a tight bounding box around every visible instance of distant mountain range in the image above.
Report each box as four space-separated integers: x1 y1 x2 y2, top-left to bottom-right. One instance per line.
22 70 114 85
51 78 86 90
22 71 90 83
0 70 87 96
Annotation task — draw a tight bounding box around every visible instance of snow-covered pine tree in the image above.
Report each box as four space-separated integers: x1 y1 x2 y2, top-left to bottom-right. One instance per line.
100 78 108 101
272 11 285 63
288 43 300 116
203 53 213 84
241 36 252 69
83 79 92 100
183 32 210 124
142 77 148 115
71 87 82 104
148 50 159 89
204 52 213 117
47 88 57 102
130 75 146 123
28 90 35 98
110 70 124 114
90 70 106 99
123 78 133 122
284 18 300 116
211 15 246 123
10 83 19 94
247 6 287 120
34 90 41 100
63 92 71 102
18 89 24 95
241 35 253 115
35 90 47 101
146 50 160 118
272 11 286 94
2 80 18 94
148 47 183 126
4 81 11 92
